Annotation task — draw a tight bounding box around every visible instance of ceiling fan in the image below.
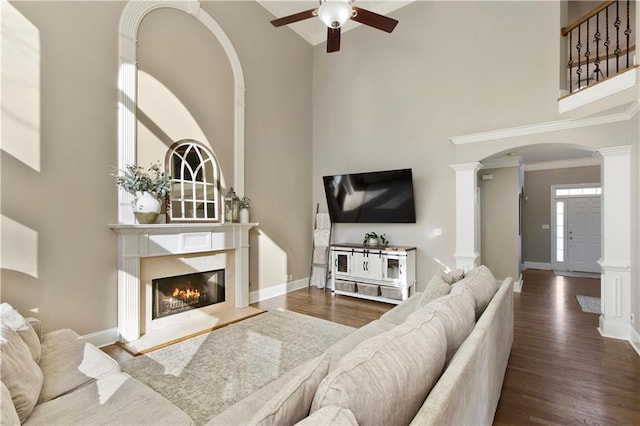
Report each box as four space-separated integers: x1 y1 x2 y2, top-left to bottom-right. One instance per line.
270 0 399 53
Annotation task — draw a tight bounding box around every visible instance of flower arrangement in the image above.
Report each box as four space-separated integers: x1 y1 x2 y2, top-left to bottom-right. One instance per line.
113 162 172 197
239 196 251 210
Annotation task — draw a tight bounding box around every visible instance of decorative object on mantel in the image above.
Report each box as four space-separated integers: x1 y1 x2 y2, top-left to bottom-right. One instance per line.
363 232 388 247
239 196 250 224
224 187 240 223
113 163 171 224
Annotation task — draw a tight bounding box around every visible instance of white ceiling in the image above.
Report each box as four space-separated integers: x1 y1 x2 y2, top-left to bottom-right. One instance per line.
257 0 413 46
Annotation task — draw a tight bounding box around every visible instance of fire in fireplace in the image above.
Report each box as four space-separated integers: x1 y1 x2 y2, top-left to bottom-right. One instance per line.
152 269 225 319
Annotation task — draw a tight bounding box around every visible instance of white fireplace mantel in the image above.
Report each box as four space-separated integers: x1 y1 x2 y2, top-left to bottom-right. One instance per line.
109 223 256 342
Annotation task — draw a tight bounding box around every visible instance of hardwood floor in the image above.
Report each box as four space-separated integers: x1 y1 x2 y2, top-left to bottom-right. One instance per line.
493 269 640 425
103 270 640 424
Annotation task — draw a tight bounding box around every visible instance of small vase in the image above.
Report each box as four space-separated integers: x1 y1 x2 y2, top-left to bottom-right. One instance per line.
239 208 249 224
132 191 161 224
365 238 379 247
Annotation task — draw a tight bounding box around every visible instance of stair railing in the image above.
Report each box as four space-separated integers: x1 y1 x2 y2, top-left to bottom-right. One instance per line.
562 0 635 93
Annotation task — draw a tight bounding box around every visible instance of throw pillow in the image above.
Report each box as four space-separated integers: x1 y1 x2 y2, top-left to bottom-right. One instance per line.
0 324 43 422
311 311 447 426
417 273 450 309
411 289 476 363
442 269 465 284
0 303 41 363
249 353 331 426
1 381 20 426
451 265 499 318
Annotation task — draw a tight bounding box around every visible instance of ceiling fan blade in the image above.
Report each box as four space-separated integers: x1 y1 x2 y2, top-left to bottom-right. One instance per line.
327 27 341 53
271 9 317 27
351 7 398 33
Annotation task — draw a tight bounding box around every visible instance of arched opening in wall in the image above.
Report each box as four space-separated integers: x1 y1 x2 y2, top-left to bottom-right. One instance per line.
479 143 601 307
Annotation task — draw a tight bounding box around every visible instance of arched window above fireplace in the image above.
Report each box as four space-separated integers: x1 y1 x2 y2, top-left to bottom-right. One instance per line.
166 140 221 223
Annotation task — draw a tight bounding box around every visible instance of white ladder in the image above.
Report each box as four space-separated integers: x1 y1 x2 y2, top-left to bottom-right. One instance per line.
308 204 332 289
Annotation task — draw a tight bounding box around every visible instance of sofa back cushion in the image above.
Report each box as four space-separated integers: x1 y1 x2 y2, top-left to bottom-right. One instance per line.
311 311 447 425
295 406 358 425
411 289 476 363
417 273 450 308
249 353 331 426
451 265 499 319
1 381 20 426
0 324 43 422
1 303 41 363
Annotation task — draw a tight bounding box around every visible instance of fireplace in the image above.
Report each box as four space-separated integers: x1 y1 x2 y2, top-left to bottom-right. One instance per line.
152 269 225 319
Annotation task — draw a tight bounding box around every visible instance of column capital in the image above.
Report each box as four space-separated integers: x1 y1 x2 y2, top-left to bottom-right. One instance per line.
450 162 484 173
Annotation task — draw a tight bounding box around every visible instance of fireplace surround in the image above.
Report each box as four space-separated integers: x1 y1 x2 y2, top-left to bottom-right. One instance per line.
109 223 255 343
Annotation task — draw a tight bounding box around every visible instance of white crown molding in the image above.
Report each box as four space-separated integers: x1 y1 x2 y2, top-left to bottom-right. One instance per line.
449 162 483 172
597 145 633 157
524 157 601 171
450 101 639 145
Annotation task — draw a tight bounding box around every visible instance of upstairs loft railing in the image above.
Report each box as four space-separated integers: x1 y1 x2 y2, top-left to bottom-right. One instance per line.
562 0 636 93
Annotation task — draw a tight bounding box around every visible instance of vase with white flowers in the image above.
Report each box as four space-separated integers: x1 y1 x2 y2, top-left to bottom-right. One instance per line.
113 162 171 224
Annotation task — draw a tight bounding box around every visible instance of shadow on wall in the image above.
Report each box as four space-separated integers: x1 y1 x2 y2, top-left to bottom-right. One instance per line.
1 3 43 315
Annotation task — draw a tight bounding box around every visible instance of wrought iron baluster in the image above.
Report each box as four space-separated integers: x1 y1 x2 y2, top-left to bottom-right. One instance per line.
595 11 601 82
586 19 590 86
577 23 583 89
605 5 610 77
625 0 631 67
569 31 574 91
615 0 621 72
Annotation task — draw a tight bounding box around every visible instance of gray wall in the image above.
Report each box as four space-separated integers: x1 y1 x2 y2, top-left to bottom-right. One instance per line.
522 166 601 264
312 0 565 287
1 0 313 334
479 167 521 280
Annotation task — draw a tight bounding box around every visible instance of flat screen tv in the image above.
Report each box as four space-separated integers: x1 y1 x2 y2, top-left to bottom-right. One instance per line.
323 168 416 223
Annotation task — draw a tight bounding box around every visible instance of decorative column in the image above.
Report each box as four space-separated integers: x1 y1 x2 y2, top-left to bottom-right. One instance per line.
597 146 632 340
450 162 483 272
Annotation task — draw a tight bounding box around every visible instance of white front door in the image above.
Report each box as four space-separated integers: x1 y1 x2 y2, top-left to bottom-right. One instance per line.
566 197 601 273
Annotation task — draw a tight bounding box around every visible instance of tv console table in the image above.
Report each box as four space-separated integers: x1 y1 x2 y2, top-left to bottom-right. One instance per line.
329 243 416 305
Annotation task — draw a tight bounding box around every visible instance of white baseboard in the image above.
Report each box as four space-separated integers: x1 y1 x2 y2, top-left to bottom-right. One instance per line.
523 261 551 270
513 274 523 293
82 327 118 348
630 326 640 357
249 278 308 304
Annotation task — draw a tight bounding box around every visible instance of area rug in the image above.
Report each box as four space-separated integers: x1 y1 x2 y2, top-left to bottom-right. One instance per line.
120 309 355 425
576 295 601 314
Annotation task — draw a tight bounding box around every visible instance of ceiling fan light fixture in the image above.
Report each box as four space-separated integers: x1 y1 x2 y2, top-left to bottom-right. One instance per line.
318 0 352 29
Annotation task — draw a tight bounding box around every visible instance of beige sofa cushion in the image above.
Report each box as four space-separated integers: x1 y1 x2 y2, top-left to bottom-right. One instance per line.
24 372 192 425
0 324 43 422
1 381 21 426
311 311 447 425
379 293 422 325
0 303 41 363
37 336 120 403
417 273 450 308
442 268 465 284
249 353 331 426
295 406 358 425
411 289 476 363
325 319 395 370
451 265 499 318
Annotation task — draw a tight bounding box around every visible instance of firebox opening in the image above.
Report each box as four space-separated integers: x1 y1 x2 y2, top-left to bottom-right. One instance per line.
152 269 225 319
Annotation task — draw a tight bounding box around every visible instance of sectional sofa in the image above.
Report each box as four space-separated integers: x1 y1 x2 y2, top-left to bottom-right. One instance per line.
1 265 513 425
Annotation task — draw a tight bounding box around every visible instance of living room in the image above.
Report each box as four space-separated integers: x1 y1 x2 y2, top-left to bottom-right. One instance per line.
2 0 639 423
